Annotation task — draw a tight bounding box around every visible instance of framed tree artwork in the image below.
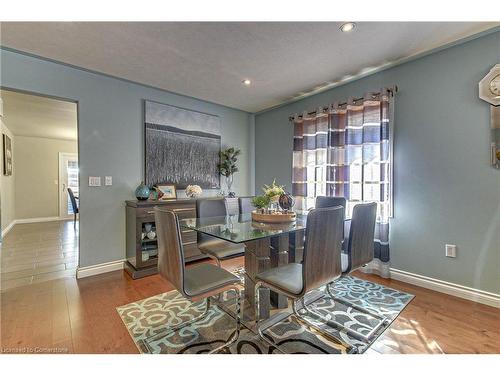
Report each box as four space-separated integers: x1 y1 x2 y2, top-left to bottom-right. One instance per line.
144 100 221 189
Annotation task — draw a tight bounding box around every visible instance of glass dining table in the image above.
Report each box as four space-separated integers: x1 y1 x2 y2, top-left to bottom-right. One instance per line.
179 213 308 320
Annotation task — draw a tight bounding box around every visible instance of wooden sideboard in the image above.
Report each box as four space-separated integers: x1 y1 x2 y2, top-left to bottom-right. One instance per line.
124 197 240 279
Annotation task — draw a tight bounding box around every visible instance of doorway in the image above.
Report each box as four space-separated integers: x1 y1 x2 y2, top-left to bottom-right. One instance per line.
0 88 79 291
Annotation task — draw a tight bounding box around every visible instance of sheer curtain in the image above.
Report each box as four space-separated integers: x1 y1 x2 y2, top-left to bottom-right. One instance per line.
292 90 393 277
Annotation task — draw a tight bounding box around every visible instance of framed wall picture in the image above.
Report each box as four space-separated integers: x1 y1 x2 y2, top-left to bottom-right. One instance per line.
156 184 177 200
144 100 221 189
3 134 13 176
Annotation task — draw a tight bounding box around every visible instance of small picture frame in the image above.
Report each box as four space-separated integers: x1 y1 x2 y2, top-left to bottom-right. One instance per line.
156 184 176 200
3 134 13 176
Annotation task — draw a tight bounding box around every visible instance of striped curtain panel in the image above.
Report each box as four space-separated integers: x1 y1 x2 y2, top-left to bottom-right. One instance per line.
292 91 392 277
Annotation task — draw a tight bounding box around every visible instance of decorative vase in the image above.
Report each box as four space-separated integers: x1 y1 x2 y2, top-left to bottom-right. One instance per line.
135 181 150 201
226 175 235 197
278 193 295 212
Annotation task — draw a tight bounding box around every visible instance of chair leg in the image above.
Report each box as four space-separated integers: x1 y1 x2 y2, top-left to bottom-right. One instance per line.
208 287 242 354
74 213 77 228
145 289 243 354
254 288 356 354
294 299 358 354
325 283 390 342
254 282 287 354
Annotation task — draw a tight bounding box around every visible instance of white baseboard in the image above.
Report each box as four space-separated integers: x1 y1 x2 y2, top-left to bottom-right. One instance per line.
2 217 72 237
15 216 69 224
1 220 16 237
76 259 125 279
390 268 500 308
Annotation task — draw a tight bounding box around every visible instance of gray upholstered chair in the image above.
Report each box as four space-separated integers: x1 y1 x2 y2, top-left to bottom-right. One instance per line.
315 196 347 245
154 207 242 353
326 202 389 342
315 196 347 211
254 206 356 354
238 196 254 215
196 198 245 267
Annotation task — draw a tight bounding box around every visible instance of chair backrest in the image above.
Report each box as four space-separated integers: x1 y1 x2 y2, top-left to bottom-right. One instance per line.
195 198 227 243
315 196 347 241
315 196 346 211
155 207 186 295
302 206 344 294
67 188 79 213
346 202 377 273
238 196 254 215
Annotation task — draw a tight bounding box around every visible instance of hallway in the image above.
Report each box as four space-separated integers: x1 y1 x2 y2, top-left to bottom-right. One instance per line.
0 220 78 291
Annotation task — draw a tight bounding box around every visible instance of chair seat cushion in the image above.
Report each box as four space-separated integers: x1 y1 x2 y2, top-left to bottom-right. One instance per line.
198 238 245 259
341 252 349 272
255 263 303 295
184 263 240 297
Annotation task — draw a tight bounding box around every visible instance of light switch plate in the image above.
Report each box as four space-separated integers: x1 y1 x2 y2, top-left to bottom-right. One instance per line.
105 176 112 186
445 244 457 258
88 176 101 187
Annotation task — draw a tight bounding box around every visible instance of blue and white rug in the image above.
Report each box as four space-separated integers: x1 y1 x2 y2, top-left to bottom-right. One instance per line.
117 275 413 354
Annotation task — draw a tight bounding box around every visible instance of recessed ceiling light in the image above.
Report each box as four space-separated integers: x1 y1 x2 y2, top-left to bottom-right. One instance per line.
340 22 356 33
242 79 251 86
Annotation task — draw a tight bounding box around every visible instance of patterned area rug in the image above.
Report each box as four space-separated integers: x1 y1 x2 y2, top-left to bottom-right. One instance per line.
117 274 413 354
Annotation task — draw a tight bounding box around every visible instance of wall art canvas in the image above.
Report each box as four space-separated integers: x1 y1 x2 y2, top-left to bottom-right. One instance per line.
2 134 13 176
144 100 221 189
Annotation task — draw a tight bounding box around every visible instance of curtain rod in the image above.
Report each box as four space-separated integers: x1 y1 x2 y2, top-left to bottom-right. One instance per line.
288 86 398 122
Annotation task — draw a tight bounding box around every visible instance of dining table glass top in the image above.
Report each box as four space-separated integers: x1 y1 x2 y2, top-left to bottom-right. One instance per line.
179 213 308 244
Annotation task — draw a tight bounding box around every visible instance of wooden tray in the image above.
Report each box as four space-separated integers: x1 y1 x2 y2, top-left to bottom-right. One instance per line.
251 211 296 223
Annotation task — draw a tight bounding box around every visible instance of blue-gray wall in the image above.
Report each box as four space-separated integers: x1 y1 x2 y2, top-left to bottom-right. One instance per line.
0 48 255 268
255 31 500 294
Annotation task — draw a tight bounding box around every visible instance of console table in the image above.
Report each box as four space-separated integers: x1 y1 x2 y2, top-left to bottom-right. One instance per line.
124 197 239 279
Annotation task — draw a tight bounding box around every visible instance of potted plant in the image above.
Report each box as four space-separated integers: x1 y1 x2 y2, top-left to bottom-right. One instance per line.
251 195 271 213
218 147 241 197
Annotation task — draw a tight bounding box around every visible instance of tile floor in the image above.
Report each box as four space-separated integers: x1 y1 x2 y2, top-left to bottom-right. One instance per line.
0 220 78 291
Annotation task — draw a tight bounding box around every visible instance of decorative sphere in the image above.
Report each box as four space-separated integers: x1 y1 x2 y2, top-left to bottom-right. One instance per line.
135 182 150 201
278 193 294 210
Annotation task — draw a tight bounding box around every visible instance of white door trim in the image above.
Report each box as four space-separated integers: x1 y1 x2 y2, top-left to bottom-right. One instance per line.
58 152 78 219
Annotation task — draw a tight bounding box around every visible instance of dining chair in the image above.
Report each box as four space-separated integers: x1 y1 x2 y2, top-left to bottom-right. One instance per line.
238 196 254 215
154 207 242 353
196 198 245 267
254 206 357 354
315 196 347 245
315 196 347 211
326 202 389 342
67 188 79 228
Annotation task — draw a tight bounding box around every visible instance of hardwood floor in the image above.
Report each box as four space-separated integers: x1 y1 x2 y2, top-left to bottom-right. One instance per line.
1 221 78 291
0 256 498 354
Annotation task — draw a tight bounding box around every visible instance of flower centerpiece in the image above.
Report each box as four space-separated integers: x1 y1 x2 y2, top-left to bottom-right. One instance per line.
251 180 296 223
263 179 286 204
185 185 202 198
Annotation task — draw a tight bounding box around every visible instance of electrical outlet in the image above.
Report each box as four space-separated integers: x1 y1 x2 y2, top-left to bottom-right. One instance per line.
445 244 457 258
105 176 112 186
88 176 101 187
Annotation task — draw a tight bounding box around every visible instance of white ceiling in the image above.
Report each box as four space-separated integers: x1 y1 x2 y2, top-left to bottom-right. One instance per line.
1 22 498 112
0 90 77 141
